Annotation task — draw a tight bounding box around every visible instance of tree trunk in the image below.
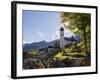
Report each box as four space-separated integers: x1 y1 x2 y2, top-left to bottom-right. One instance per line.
81 15 87 54
83 29 87 54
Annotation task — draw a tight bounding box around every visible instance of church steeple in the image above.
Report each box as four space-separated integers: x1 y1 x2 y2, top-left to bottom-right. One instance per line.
60 26 65 48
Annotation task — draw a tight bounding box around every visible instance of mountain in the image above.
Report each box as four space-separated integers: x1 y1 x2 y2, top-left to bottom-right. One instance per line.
23 36 80 52
23 40 56 51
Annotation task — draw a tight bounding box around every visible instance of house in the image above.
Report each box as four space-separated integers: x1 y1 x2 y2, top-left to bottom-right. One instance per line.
47 46 55 52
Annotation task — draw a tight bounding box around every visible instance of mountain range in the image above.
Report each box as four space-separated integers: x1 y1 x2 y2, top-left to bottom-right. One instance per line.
23 40 57 51
23 35 80 52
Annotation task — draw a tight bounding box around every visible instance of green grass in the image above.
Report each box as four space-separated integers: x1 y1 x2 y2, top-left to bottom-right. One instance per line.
55 52 73 61
54 46 86 61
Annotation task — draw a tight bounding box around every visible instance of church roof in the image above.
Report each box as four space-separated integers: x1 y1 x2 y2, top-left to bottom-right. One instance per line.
64 37 71 41
64 36 77 41
60 27 64 31
70 36 77 41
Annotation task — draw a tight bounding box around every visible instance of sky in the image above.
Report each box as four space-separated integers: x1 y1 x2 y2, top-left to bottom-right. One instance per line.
23 10 74 44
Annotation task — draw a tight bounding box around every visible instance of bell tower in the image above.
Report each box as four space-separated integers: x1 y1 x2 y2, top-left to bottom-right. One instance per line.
60 27 65 48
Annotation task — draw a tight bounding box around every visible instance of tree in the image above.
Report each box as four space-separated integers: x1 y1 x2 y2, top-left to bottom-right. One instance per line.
28 49 37 56
60 12 91 54
23 51 34 59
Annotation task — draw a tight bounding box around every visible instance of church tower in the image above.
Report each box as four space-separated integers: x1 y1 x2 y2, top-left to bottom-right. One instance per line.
60 27 65 48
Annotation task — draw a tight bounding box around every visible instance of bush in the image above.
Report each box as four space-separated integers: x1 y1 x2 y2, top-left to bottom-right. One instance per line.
72 53 85 58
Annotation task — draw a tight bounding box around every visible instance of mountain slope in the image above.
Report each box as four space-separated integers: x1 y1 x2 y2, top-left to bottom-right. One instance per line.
23 36 80 51
23 40 57 51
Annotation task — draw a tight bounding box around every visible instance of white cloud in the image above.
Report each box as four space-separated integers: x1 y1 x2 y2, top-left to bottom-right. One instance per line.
51 30 60 40
54 30 60 38
52 34 56 38
23 41 32 44
51 34 56 40
37 31 44 37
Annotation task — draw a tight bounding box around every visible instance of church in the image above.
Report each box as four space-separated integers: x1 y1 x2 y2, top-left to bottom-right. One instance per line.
59 27 77 49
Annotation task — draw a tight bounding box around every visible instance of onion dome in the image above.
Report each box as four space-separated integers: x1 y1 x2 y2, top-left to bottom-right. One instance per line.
60 27 64 31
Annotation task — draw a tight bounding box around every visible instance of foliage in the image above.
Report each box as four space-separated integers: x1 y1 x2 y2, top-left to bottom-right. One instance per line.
28 49 37 56
60 12 91 55
23 49 37 59
23 51 34 59
55 52 73 61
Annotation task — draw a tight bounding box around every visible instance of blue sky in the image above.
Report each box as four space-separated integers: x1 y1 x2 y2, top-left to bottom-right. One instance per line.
23 10 74 44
